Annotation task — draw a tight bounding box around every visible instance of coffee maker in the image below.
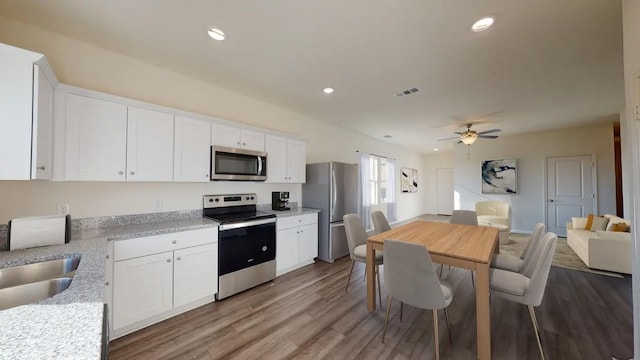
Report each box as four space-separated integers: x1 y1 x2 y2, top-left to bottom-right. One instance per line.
272 191 290 211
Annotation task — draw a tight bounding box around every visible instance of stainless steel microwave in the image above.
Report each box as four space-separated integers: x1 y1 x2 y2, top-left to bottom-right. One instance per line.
210 146 268 181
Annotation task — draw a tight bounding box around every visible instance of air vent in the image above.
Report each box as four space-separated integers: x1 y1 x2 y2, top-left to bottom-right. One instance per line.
394 87 419 98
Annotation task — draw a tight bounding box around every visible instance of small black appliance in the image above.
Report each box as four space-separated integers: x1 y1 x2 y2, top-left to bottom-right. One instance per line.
271 191 290 211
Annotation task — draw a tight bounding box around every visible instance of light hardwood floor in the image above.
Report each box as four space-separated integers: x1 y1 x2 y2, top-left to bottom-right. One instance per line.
109 254 633 360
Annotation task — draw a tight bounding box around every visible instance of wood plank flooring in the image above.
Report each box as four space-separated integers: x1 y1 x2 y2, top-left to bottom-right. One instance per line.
109 258 633 360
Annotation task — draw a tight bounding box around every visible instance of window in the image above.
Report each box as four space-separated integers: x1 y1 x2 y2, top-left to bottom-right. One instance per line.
368 155 389 205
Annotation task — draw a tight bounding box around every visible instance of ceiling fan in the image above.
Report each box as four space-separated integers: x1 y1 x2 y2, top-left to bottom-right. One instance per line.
438 123 501 145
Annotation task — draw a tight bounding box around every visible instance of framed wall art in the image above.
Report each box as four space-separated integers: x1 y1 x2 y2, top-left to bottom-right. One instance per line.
401 167 418 193
481 159 517 194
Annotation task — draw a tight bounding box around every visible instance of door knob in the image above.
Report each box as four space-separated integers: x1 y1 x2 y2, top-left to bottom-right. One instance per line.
549 199 555 202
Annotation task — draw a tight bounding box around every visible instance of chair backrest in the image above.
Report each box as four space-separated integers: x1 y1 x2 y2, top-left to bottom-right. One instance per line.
343 214 368 259
371 211 392 234
523 232 557 306
475 201 510 217
451 210 478 225
383 239 447 310
520 223 546 261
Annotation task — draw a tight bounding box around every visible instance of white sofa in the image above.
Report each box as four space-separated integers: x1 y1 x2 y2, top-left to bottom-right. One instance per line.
566 214 632 274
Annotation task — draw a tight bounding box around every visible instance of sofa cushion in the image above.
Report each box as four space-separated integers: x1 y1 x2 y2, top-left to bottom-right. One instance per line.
572 217 588 230
604 214 631 231
595 230 631 242
589 216 609 231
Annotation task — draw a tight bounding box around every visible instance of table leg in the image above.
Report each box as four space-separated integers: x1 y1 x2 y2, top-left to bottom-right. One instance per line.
475 262 491 359
366 241 376 311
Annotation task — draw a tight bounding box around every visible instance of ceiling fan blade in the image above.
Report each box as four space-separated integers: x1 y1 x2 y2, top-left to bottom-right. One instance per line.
453 131 464 135
476 129 501 135
478 135 499 139
437 136 460 141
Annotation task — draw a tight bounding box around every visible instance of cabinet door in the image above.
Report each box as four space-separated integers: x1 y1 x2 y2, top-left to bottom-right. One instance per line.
276 227 300 275
211 124 241 148
31 64 54 180
127 107 174 181
298 223 318 262
265 135 288 183
174 116 211 182
240 129 265 151
173 243 218 308
65 94 127 181
287 139 306 183
112 252 174 330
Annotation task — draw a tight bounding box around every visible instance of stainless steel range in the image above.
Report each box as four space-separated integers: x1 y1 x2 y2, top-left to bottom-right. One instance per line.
203 194 276 300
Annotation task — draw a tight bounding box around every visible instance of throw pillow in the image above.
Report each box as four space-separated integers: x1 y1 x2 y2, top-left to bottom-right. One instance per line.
571 217 588 230
611 222 630 232
584 214 595 230
589 216 609 231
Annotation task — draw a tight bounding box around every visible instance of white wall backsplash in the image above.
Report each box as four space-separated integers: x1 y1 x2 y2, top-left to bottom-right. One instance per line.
0 15 428 224
453 123 617 233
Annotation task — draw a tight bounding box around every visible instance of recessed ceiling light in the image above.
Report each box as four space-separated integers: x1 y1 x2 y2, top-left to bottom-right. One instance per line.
323 87 334 94
207 27 225 41
384 135 392 138
471 17 494 32
433 148 439 151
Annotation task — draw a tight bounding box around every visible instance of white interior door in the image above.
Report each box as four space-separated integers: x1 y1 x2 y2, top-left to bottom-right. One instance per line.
436 168 454 215
546 155 596 236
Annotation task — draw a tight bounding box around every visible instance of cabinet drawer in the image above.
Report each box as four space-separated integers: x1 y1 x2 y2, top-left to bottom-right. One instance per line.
114 228 218 261
277 213 318 230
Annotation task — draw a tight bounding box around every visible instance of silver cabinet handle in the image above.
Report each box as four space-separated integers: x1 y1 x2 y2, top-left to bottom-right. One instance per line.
176 257 181 261
129 171 135 175
118 171 124 175
172 240 177 244
37 166 46 170
166 259 171 262
106 255 110 259
205 174 209 177
242 142 246 146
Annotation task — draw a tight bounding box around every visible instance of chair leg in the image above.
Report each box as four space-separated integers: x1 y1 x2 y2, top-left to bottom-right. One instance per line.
471 271 475 287
382 295 393 343
400 302 404 322
439 264 444 278
433 309 440 360
345 261 355 294
528 305 546 360
376 265 382 306
443 307 453 344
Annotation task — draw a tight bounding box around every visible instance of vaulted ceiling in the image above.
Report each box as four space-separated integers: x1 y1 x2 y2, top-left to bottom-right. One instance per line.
0 0 625 153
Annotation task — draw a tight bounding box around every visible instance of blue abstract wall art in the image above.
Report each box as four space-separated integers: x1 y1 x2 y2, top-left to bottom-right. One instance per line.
481 159 517 194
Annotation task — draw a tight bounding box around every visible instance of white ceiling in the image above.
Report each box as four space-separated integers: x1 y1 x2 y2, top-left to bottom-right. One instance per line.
0 0 625 153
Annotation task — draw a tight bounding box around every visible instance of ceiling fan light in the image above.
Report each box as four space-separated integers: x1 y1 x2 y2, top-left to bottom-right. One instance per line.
461 135 478 145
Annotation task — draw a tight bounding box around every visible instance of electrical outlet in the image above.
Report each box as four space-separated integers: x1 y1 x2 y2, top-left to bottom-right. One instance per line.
57 204 70 215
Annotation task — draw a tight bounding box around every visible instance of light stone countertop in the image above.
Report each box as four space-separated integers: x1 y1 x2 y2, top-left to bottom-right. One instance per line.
259 207 321 218
0 215 219 360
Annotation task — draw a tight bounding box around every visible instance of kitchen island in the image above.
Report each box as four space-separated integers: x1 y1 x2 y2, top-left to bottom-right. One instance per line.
0 211 219 360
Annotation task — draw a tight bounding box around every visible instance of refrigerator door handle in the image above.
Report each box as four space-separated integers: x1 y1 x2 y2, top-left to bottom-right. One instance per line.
331 169 337 218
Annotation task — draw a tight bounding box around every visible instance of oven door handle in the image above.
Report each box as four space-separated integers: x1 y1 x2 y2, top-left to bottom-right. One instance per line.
219 218 276 231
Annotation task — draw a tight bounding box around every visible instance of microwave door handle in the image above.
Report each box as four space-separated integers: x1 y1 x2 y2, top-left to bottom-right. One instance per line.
257 156 263 175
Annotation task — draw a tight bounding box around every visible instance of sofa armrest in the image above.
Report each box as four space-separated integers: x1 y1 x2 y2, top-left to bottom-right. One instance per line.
566 222 574 230
588 232 632 274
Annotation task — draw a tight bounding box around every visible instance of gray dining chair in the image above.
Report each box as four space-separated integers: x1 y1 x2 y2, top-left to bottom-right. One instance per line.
371 211 392 234
382 239 453 360
489 231 558 360
448 210 479 284
343 214 382 305
491 223 545 273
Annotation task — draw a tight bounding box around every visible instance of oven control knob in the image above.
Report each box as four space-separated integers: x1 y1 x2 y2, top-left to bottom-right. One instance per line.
246 196 250 200
251 196 255 200
209 199 214 202
262 246 267 252
215 198 220 202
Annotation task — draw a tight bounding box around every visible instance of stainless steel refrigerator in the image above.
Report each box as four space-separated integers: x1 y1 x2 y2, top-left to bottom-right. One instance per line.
302 162 359 263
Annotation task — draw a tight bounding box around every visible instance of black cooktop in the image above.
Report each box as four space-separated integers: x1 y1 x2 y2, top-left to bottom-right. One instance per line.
203 204 275 225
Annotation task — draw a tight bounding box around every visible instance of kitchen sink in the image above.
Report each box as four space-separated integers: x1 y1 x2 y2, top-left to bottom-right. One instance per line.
0 277 73 310
0 257 80 289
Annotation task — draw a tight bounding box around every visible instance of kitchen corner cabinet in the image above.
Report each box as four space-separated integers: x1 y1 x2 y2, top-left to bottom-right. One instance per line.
276 213 318 276
212 124 265 152
174 116 211 182
0 43 57 180
265 135 306 183
110 228 218 337
64 94 175 182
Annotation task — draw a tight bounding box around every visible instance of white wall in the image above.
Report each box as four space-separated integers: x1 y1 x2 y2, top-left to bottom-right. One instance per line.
0 15 426 223
423 152 455 215
453 123 617 233
621 1 640 357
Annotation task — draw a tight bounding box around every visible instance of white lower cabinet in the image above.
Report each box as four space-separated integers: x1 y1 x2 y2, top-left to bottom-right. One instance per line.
276 213 318 276
110 228 218 338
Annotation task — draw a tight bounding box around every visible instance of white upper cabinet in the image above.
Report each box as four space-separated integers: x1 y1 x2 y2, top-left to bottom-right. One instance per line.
0 43 58 180
65 94 128 181
212 124 265 151
127 107 174 182
265 135 306 183
174 116 211 182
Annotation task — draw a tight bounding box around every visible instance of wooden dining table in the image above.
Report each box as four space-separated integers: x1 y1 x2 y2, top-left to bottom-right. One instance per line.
367 220 499 360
